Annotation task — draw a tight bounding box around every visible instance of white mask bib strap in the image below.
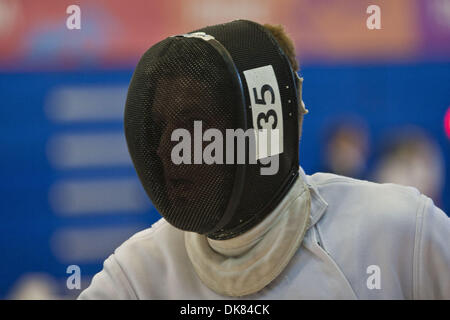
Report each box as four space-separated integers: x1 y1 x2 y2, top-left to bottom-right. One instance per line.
185 178 311 297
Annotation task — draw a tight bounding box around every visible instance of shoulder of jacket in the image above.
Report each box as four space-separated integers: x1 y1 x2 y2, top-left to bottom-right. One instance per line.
112 218 183 258
105 218 185 293
127 218 169 241
310 171 422 199
309 172 425 227
79 219 183 299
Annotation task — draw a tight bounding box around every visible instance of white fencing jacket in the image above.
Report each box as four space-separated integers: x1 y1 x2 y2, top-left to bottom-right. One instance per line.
78 167 450 299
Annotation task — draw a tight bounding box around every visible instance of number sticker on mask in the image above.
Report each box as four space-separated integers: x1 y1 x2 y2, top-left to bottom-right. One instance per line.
243 65 284 160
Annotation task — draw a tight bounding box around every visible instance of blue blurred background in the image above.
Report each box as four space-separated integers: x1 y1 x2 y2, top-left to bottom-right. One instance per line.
0 0 449 299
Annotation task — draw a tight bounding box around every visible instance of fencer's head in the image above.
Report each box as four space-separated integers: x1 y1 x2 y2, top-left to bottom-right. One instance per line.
125 20 302 239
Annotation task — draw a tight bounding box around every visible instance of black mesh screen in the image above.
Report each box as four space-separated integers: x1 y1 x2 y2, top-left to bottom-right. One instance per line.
125 37 239 233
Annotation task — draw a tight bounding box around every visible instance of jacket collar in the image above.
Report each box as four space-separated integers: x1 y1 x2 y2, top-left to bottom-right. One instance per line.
299 166 328 229
205 166 328 254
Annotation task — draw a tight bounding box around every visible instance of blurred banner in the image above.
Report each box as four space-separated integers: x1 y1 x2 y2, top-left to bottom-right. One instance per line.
0 0 449 71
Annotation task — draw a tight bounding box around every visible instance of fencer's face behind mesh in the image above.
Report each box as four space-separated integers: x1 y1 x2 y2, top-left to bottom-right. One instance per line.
152 76 234 228
125 37 238 234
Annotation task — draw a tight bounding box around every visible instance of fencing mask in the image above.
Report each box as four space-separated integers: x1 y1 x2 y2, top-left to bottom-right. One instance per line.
124 20 300 240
